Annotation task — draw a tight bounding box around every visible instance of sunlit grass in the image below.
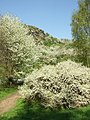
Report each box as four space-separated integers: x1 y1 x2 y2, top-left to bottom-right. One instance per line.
0 87 17 101
0 99 90 120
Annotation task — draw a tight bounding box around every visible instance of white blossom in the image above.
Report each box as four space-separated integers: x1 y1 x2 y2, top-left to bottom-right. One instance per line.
19 60 90 108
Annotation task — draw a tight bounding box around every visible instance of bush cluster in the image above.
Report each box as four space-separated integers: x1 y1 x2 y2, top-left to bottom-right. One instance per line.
37 45 74 65
20 60 90 108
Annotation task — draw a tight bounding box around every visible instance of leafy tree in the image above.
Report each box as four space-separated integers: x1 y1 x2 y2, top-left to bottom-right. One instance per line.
0 14 38 79
71 0 90 67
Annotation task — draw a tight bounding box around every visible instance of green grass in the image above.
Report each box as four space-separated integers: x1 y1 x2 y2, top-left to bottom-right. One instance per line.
0 99 90 120
0 87 17 101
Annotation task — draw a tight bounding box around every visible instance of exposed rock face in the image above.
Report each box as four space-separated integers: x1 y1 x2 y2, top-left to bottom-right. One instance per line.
24 24 63 45
26 25 46 43
20 60 90 109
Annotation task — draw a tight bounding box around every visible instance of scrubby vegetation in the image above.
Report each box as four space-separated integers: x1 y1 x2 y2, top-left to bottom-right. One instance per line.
20 60 90 108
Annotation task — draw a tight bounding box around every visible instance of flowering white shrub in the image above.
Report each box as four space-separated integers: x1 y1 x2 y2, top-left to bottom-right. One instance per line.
37 44 74 65
19 60 90 108
0 14 40 78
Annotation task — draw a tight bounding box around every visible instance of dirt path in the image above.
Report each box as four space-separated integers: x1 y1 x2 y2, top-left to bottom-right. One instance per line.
0 92 20 115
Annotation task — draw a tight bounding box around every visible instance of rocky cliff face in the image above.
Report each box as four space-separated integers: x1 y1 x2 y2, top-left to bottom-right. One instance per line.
24 24 63 45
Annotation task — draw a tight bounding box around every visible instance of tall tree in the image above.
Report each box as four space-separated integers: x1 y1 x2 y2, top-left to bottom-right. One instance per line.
71 0 90 67
0 14 39 79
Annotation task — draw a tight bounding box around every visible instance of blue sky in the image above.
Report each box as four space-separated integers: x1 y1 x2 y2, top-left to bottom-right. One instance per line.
0 0 78 39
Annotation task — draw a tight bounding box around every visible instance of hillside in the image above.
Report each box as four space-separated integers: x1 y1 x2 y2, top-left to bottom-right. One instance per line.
24 24 74 65
24 24 65 46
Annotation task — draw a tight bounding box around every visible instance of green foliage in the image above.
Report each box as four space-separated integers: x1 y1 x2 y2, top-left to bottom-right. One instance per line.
43 35 63 47
71 0 90 67
0 99 90 120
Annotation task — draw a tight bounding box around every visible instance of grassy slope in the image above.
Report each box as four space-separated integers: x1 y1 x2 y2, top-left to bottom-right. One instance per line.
0 99 90 120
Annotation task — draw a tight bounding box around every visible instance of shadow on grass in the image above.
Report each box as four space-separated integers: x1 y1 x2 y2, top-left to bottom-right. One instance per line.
0 100 90 120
